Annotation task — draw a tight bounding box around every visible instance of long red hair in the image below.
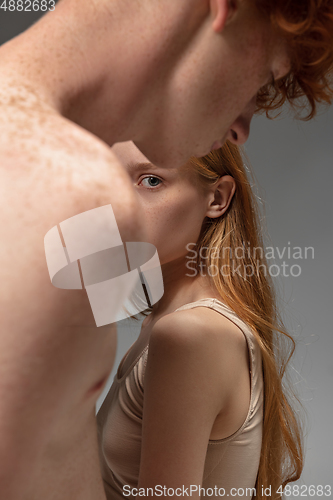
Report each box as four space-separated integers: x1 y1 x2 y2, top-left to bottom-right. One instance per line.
189 142 304 500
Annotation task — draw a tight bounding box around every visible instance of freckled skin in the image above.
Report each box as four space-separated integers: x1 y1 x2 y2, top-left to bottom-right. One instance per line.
0 85 144 500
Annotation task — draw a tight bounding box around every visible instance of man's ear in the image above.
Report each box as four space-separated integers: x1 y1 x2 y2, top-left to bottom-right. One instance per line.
210 0 237 33
205 175 236 218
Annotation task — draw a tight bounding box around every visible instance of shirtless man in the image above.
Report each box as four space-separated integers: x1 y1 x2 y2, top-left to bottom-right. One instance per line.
0 0 332 499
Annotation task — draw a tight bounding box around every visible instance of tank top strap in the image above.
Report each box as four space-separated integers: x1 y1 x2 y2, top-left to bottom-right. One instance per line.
174 298 254 342
174 297 259 376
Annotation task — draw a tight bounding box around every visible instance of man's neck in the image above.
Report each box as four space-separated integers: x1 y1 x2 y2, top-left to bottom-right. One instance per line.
0 0 207 146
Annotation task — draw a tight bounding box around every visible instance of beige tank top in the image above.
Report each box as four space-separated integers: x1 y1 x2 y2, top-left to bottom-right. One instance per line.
97 298 264 499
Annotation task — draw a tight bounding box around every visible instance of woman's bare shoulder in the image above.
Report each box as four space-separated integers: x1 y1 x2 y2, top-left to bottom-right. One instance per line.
148 306 248 397
144 306 250 426
140 307 250 488
150 305 247 352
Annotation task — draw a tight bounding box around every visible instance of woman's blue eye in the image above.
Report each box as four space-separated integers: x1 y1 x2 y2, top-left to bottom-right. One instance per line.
141 176 162 188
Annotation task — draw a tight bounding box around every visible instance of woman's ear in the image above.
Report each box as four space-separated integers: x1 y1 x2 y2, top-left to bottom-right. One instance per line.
210 0 237 33
205 175 236 218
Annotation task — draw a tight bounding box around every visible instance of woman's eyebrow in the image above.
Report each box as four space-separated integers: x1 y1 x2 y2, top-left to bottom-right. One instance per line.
126 161 157 173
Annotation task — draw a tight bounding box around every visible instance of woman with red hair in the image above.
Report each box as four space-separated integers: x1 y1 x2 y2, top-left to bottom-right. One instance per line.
97 139 304 499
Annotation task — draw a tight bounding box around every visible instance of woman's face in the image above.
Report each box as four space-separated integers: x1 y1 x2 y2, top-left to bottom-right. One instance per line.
111 141 211 266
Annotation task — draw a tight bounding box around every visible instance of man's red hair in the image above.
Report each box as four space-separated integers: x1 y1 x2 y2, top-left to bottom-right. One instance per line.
256 0 333 119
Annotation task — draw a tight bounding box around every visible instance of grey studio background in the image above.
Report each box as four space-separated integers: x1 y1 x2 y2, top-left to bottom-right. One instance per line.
2 7 332 495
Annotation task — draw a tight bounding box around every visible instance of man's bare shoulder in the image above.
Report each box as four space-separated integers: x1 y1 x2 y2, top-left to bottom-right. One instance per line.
1 86 123 186
0 85 144 332
0 84 142 239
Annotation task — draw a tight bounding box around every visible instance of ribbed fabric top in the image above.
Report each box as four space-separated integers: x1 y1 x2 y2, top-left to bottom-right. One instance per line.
97 298 264 499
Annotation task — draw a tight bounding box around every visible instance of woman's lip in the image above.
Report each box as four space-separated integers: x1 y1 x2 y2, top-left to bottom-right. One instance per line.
211 140 222 151
200 140 222 158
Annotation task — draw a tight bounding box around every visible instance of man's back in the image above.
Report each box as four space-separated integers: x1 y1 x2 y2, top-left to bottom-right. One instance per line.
0 79 144 499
